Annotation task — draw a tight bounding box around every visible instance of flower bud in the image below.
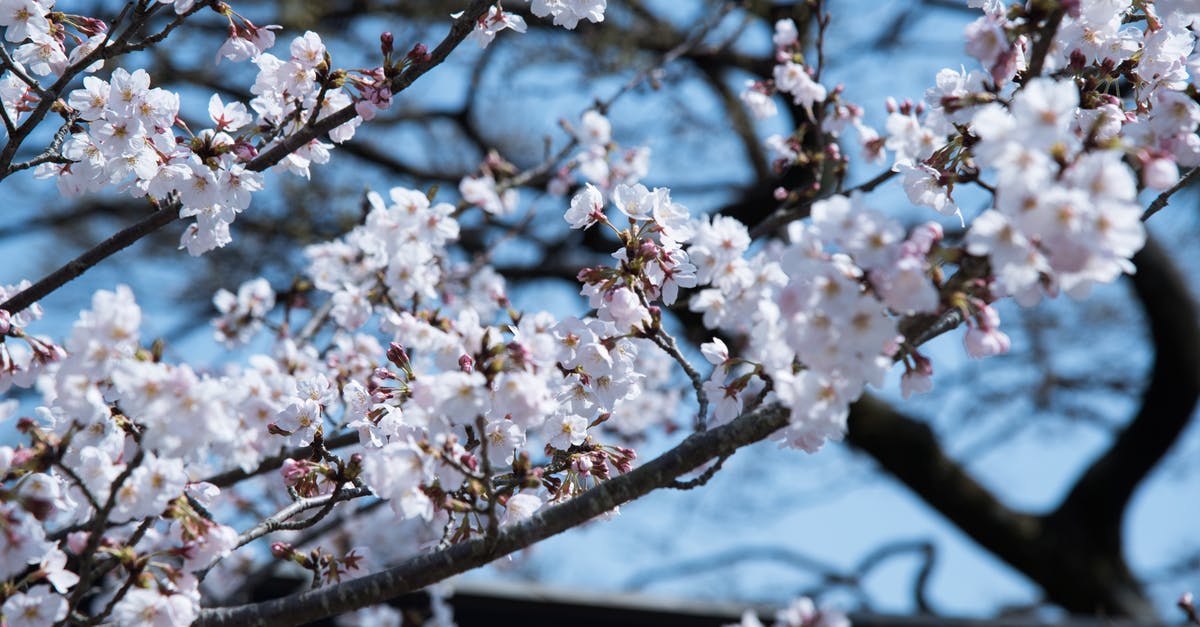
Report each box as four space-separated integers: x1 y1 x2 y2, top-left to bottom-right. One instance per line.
406 43 429 63
280 458 307 486
386 342 410 370
271 542 295 559
76 16 108 36
232 140 258 161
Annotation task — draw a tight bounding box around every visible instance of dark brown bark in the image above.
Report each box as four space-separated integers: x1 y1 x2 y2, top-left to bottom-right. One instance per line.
845 235 1200 619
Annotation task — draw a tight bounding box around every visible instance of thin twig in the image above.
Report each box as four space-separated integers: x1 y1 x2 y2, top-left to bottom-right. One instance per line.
649 328 709 431
505 2 734 191
0 44 52 99
297 300 334 343
203 431 359 488
1021 8 1065 82
476 416 499 548
86 561 145 626
666 452 728 489
1142 166 1200 221
8 113 79 173
749 168 896 240
68 446 145 611
202 485 374 577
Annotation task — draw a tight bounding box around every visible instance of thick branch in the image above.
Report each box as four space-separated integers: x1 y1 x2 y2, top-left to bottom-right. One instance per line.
846 395 1045 580
1054 235 1200 533
1030 236 1200 617
0 204 178 315
195 403 792 626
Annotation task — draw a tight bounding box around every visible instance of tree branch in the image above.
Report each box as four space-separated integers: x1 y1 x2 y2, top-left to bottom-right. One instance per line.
846 395 1045 583
1142 166 1200 221
196 403 793 626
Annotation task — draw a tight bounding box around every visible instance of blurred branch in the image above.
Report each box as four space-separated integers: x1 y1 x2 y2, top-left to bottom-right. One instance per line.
846 395 1044 594
1047 235 1199 612
623 545 851 592
623 538 938 614
844 233 1198 619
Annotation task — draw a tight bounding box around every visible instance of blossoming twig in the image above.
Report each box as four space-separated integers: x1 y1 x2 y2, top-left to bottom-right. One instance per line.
749 168 896 239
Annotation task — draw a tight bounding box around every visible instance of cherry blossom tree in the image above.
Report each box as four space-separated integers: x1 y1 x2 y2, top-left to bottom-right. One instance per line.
0 1 1197 626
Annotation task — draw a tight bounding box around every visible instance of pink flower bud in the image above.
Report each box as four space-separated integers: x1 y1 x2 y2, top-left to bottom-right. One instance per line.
406 43 429 63
231 140 258 161
280 458 307 486
270 542 294 559
964 326 1010 359
900 369 933 399
11 445 35 464
77 17 108 36
976 303 1001 330
386 342 410 369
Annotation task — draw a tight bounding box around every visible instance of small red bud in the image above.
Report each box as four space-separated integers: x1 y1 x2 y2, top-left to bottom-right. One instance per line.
386 342 410 369
271 542 294 559
406 43 429 64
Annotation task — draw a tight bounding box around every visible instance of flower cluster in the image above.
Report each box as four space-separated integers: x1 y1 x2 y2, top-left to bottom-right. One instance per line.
548 109 651 196
685 207 907 452
570 182 696 310
28 24 391 256
965 78 1145 304
298 184 676 530
895 1 1193 245
742 19 881 184
740 19 826 119
464 0 607 47
0 283 247 622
